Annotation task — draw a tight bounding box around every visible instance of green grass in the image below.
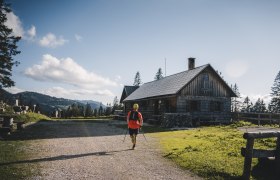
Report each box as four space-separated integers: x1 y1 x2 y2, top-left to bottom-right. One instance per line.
0 140 42 179
151 122 277 180
14 112 50 123
51 115 114 120
0 112 48 178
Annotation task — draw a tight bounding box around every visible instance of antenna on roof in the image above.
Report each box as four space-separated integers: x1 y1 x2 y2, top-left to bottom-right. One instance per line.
165 57 166 77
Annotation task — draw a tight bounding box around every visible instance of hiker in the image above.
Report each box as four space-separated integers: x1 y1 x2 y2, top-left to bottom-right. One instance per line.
127 103 143 150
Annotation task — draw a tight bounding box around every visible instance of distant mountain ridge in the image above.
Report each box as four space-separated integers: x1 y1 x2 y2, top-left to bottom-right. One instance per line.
0 89 106 115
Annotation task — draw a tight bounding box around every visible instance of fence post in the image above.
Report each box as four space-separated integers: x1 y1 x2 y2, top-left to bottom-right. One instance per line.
242 137 255 180
237 112 239 121
276 136 280 167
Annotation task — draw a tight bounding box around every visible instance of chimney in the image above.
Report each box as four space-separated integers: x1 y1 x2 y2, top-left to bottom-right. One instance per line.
188 57 195 70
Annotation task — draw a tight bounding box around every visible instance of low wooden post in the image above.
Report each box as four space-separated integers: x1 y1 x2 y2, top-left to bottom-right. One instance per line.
276 136 280 167
237 112 240 121
242 136 255 180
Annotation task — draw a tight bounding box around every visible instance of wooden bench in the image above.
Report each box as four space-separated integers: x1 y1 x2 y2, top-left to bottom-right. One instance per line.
241 131 280 179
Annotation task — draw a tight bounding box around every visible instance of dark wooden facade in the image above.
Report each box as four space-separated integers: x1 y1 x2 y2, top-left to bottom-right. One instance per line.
122 60 236 125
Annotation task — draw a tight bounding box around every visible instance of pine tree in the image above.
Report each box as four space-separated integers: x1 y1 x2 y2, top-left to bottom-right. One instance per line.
241 96 252 112
112 96 119 114
71 103 79 117
93 108 97 117
231 83 241 112
154 68 163 80
0 0 21 88
269 70 280 113
252 98 267 113
98 103 103 116
85 103 93 117
105 103 112 115
133 71 142 86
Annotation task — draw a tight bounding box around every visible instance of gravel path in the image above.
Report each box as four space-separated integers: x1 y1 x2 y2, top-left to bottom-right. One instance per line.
22 120 201 180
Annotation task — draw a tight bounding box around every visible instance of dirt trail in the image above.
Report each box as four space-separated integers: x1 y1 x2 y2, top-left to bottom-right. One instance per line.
20 120 201 180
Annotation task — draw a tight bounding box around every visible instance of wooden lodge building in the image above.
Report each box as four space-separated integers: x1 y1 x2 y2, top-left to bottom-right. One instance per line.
120 58 236 127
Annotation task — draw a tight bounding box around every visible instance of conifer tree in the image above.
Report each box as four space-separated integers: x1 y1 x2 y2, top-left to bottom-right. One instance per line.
269 70 280 113
133 71 142 86
112 96 119 114
0 0 21 88
85 103 93 117
154 68 163 80
252 98 267 113
241 96 252 112
231 83 241 112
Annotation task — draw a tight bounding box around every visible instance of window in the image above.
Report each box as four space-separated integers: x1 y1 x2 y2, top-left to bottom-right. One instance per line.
201 73 210 95
186 100 200 112
203 73 209 89
210 101 223 112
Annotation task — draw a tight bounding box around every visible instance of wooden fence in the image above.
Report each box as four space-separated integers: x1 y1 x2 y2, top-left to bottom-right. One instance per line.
235 112 280 126
241 131 280 179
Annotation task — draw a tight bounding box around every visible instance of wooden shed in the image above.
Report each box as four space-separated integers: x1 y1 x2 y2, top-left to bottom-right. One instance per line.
121 58 236 127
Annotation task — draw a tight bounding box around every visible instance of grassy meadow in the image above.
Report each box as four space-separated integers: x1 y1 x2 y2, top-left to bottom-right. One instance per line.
0 112 49 179
150 121 278 179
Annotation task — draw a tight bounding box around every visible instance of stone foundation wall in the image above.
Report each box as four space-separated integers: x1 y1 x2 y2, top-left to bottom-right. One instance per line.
161 113 193 128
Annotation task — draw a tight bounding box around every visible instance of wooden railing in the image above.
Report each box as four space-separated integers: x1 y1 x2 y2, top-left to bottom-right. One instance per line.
241 131 280 179
235 112 280 126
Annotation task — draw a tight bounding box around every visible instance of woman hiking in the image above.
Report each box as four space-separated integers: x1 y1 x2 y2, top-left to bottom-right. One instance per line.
127 103 143 150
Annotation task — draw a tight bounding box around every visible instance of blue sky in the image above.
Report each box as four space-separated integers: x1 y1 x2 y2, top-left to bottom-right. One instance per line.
4 0 280 105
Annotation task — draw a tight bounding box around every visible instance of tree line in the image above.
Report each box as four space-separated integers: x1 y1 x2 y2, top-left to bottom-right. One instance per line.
231 70 280 113
57 96 123 118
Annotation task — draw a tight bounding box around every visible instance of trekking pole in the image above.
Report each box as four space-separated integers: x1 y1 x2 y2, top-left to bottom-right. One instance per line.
140 128 148 142
122 129 128 142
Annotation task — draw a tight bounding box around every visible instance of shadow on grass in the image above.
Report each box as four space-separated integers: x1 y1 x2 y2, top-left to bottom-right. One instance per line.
0 149 132 167
251 158 280 180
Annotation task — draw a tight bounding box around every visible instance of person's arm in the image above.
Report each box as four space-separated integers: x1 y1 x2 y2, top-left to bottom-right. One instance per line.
139 113 143 127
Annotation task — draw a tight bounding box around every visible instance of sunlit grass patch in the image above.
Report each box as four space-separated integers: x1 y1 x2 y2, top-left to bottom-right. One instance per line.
151 123 277 179
14 112 50 123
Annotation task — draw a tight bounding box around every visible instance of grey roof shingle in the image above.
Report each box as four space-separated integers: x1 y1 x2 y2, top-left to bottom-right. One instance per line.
125 86 139 95
123 64 209 101
120 85 139 102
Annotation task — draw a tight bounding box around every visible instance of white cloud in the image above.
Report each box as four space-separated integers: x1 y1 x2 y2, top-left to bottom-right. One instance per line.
5 12 24 37
225 60 248 78
24 54 118 89
75 34 83 42
27 25 36 39
39 33 68 48
4 87 25 94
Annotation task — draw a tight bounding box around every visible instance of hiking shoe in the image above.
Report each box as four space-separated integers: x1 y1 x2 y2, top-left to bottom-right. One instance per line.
132 144 136 150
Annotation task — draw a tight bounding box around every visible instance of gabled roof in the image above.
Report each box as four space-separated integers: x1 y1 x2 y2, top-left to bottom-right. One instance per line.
123 64 236 102
124 64 208 101
120 85 139 103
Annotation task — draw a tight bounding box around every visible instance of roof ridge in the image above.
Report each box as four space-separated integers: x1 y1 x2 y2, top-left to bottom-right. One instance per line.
143 64 209 85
